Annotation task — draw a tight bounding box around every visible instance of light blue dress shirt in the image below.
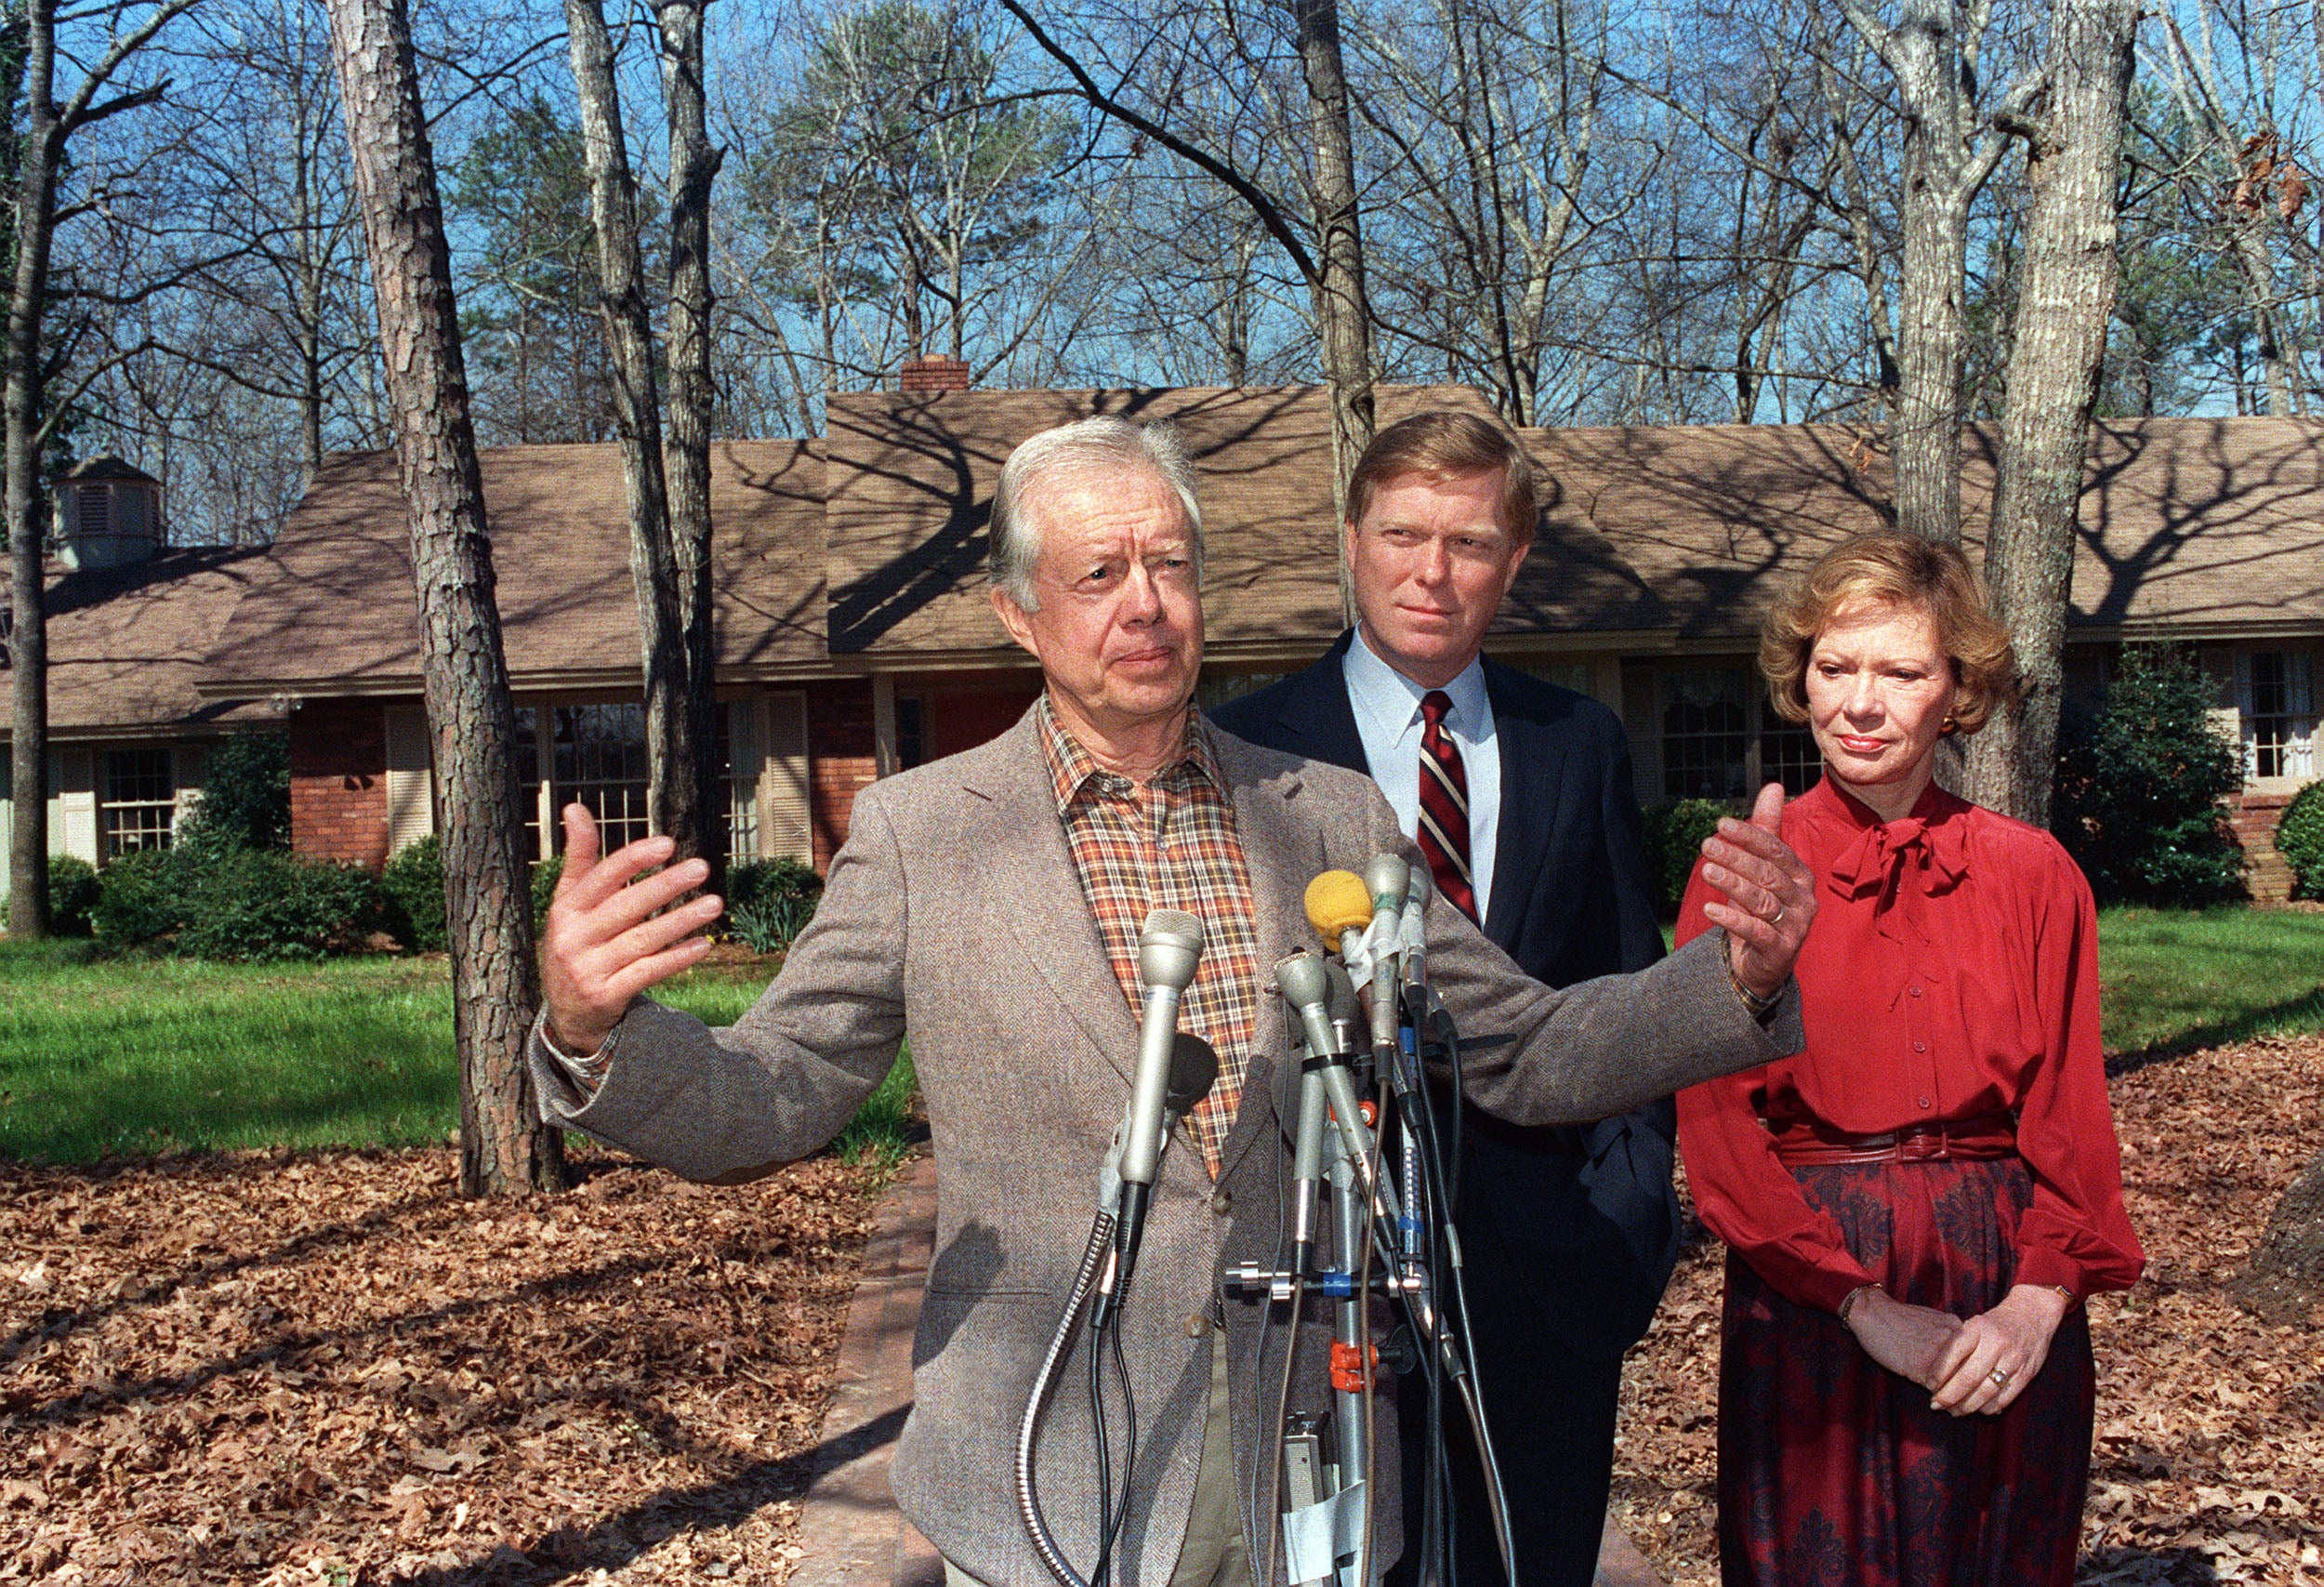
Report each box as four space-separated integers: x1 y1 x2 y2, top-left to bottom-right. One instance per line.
1341 629 1502 923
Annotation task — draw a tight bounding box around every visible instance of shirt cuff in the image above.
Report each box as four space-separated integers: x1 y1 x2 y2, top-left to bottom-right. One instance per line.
2011 1247 2085 1301
536 1013 620 1098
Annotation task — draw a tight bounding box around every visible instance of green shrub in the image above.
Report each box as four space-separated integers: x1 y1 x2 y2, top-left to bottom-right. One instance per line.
2053 642 2245 906
93 848 191 946
175 732 291 854
531 853 563 933
2278 781 2324 900
48 854 100 937
381 835 447 953
94 847 386 960
178 852 386 960
1640 799 1730 917
724 857 823 953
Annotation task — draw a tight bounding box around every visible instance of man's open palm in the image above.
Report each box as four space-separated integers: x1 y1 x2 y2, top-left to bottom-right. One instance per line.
538 803 722 1055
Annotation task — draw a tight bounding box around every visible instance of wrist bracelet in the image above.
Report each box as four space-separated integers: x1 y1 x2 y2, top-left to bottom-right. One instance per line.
1837 1284 1877 1325
2049 1283 2076 1306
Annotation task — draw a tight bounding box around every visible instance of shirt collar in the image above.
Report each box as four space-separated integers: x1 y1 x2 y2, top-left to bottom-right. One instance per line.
1036 693 1221 813
1343 628 1490 737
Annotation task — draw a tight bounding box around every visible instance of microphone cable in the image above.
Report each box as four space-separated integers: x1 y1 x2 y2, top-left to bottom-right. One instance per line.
1017 1211 1115 1587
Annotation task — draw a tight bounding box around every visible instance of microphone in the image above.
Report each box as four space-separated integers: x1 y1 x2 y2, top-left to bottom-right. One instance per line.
1304 868 1373 966
1363 854 1409 1056
1110 908 1205 1302
1274 950 1380 1190
1400 866 1430 991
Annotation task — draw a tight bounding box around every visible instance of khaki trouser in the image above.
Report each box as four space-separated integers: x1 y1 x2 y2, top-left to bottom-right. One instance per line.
945 1327 1251 1587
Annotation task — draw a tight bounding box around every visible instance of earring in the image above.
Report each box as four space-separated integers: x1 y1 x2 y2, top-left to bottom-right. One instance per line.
1940 715 1959 735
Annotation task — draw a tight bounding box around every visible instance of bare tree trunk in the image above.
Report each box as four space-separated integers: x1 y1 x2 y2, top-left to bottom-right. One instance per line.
1968 0 2136 827
657 0 725 885
2235 1144 2324 1324
1840 0 2024 546
7 0 197 935
5 10 61 942
1292 0 1373 624
562 0 696 863
323 0 567 1196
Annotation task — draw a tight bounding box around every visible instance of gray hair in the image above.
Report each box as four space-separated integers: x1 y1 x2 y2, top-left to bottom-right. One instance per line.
988 416 1204 611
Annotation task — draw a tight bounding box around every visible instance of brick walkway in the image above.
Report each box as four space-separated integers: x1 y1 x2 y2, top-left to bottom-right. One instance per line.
786 1154 1663 1587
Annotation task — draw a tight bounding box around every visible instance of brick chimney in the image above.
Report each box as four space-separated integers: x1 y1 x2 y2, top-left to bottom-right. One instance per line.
899 354 971 394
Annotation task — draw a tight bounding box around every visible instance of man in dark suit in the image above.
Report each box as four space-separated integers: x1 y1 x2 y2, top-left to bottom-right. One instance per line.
1212 410 1674 1587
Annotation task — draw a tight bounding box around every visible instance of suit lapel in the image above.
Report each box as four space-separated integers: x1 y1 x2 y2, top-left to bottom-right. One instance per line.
964 715 1142 1083
1213 740 1326 1184
1482 661 1565 946
1263 630 1371 776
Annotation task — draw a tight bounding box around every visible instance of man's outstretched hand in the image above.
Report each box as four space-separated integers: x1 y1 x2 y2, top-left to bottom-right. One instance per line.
539 803 723 1056
1696 782 1816 1004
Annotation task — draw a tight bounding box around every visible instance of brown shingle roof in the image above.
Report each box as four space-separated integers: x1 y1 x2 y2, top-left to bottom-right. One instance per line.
206 440 825 694
1530 416 2324 642
2 548 273 737
821 383 1667 663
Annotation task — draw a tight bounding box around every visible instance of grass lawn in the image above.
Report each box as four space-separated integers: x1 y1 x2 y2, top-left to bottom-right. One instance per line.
3 905 2317 1164
2095 904 2324 1062
0 942 915 1165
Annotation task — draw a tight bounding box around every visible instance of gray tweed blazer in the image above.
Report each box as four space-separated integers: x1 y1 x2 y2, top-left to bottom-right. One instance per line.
532 708 1799 1587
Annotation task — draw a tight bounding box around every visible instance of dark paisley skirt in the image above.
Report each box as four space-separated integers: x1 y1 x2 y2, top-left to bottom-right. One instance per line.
1716 1156 2094 1587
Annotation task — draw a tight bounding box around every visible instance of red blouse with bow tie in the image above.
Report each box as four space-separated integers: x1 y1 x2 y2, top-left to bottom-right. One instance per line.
1673 775 2146 1314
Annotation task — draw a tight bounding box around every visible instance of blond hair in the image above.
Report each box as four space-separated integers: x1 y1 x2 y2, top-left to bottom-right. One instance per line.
1345 410 1538 543
1760 533 2018 734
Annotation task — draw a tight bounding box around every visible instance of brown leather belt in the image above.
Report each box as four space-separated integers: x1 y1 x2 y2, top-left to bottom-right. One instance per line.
1768 1110 2017 1165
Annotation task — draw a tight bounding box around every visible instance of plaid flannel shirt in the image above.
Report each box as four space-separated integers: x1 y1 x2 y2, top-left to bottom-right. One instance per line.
1037 696 1261 1179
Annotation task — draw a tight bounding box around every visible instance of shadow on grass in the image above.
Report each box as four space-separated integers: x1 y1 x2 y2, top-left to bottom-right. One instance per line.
2104 983 2324 1079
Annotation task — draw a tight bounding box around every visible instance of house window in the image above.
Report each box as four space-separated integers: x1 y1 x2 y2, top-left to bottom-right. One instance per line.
1759 716 1822 796
2244 651 2316 782
102 748 176 858
1660 668 1751 800
552 704 651 853
895 696 927 772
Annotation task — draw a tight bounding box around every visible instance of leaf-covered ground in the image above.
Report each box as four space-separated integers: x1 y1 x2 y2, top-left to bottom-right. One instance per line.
0 1144 878 1585
5 1037 2319 1587
1611 1033 2324 1586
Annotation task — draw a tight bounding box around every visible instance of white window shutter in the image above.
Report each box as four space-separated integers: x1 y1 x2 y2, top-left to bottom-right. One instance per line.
728 698 765 860
54 749 98 863
761 692 812 863
384 704 436 853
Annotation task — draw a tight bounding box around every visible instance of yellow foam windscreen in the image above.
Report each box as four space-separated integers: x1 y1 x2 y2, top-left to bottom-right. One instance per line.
1304 869 1373 942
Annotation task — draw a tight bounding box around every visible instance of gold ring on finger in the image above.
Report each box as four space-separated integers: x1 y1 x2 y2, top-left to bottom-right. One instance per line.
1769 904 1785 926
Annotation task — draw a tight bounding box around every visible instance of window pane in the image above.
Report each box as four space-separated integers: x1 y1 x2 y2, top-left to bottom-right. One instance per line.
2249 652 2315 780
102 747 177 859
1660 668 1750 800
554 705 654 853
1760 719 1822 796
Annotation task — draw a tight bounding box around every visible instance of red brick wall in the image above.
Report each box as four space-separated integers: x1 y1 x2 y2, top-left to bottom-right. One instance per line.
810 681 878 871
291 699 390 872
899 355 971 393
2228 790 2297 904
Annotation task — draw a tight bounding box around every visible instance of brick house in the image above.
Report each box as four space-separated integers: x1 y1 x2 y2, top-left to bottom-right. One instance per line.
7 389 2319 900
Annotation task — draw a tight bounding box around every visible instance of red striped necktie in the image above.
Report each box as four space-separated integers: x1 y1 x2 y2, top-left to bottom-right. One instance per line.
1418 689 1477 922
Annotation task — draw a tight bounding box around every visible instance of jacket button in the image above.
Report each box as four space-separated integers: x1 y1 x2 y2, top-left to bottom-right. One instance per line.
1210 1189 1233 1216
1185 1312 1210 1338
1908 985 1923 998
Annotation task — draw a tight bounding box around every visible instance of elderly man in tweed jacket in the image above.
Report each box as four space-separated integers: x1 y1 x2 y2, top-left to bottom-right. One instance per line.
534 417 1816 1587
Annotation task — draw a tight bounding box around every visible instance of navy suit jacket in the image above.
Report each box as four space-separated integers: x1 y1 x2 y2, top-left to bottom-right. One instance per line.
1211 630 1679 1357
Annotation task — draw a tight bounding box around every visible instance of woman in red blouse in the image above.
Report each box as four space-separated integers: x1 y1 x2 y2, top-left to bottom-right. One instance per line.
1675 534 2144 1586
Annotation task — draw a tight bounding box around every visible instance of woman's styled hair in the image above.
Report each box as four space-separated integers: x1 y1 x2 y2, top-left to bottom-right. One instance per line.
1760 532 2019 734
